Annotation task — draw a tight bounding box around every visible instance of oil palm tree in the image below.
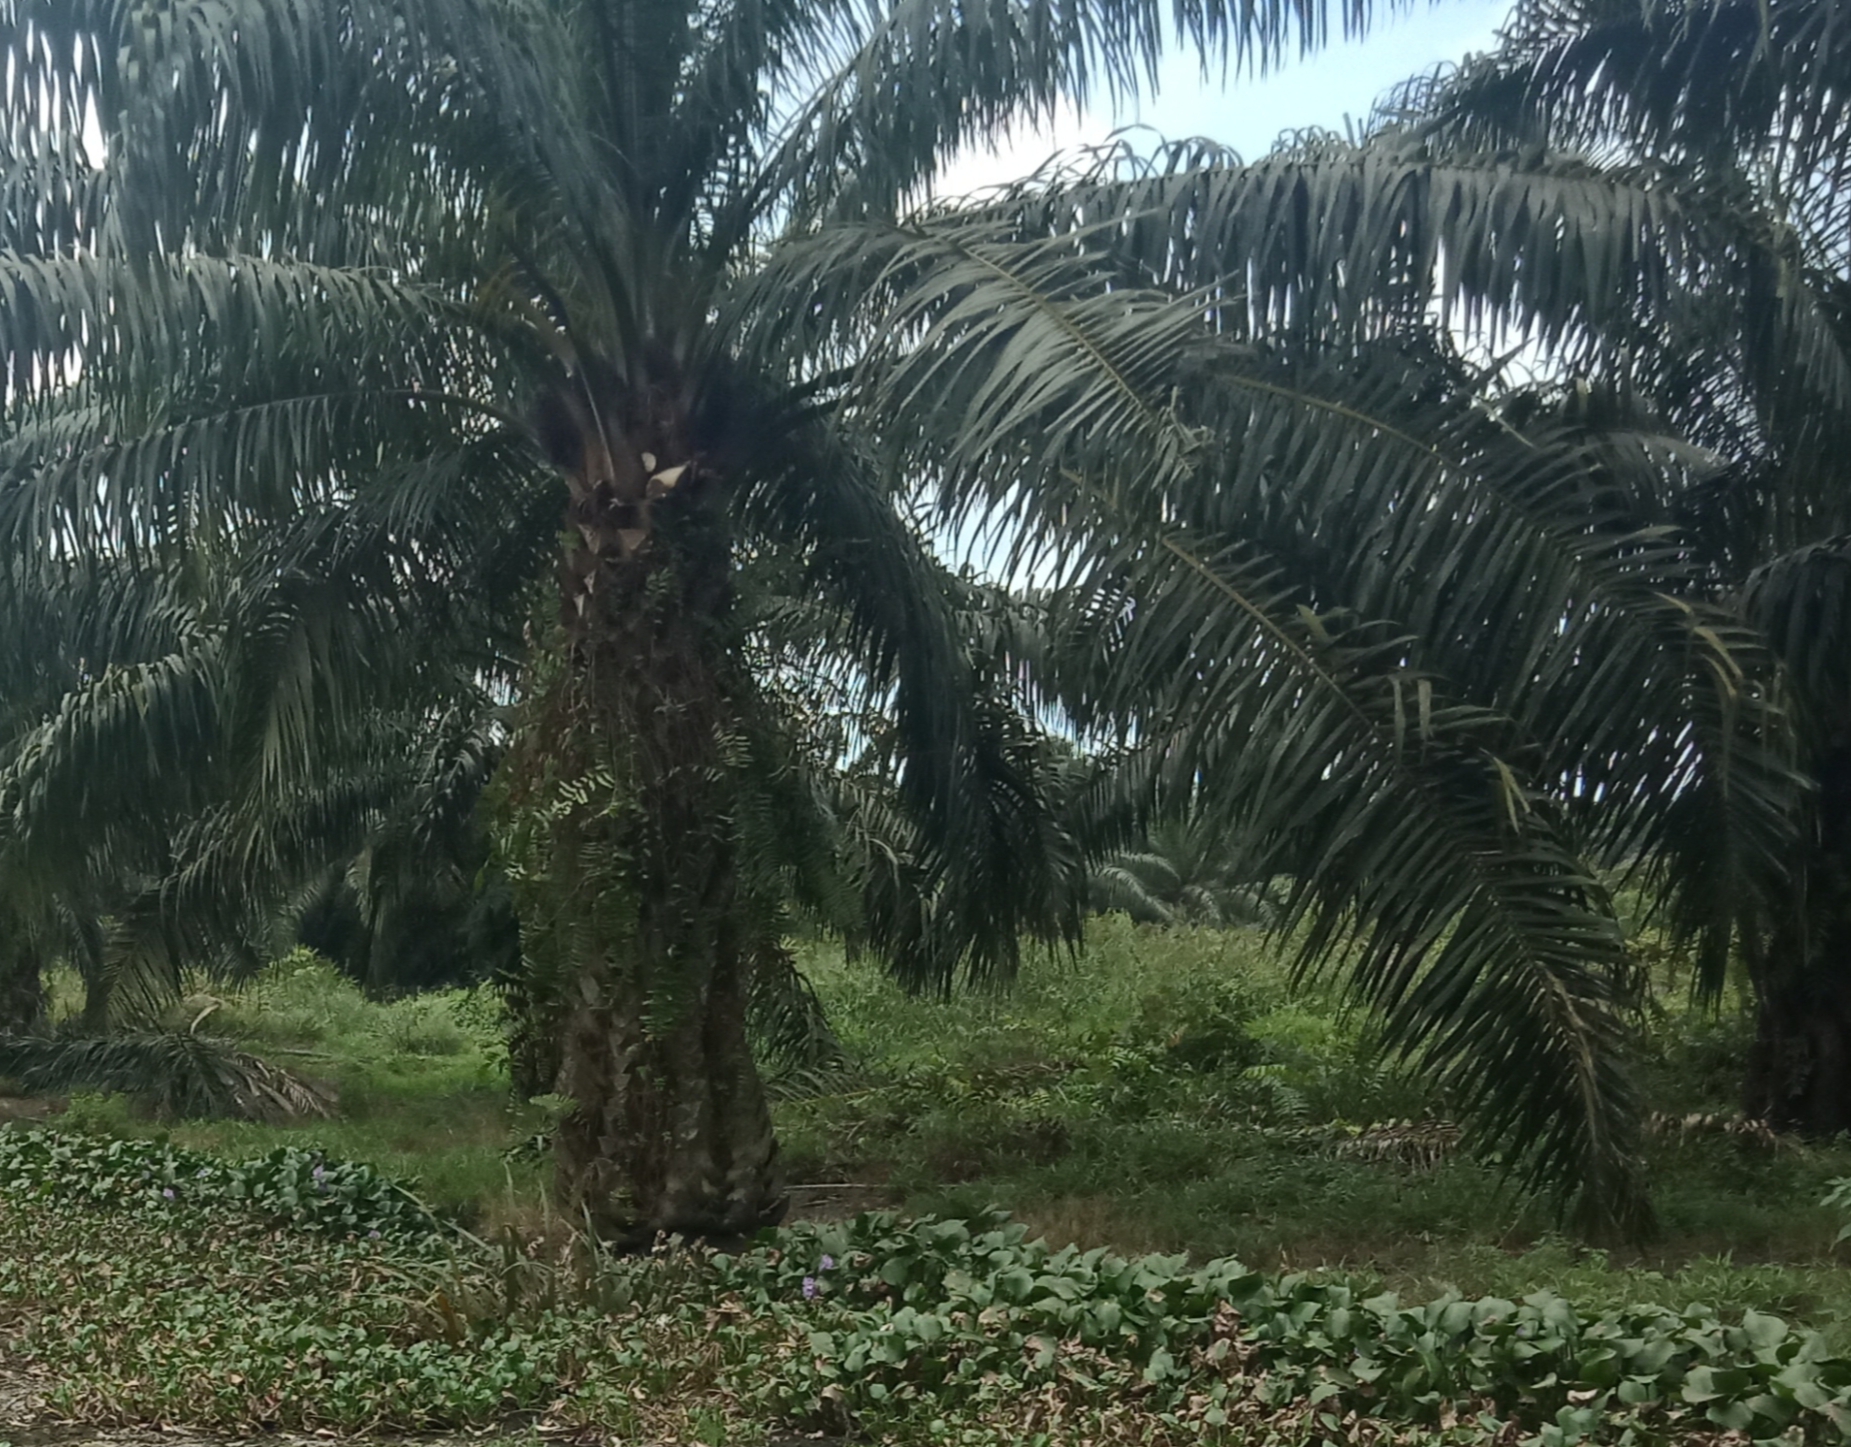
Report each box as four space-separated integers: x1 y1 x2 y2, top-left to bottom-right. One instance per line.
753 118 1822 1229
0 0 1368 1241
895 0 1842 1173
1382 0 1851 1130
13 0 1806 1241
779 0 1836 1200
1088 812 1280 928
0 522 531 1027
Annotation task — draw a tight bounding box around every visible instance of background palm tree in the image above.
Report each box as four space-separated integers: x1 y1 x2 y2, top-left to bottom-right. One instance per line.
782 94 1851 1230
905 0 1841 1191
0 527 527 1024
1385 0 1851 1131
781 166 1810 1229
1088 812 1280 929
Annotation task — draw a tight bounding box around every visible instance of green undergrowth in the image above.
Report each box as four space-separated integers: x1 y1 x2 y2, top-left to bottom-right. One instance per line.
7 922 1851 1440
0 1139 1846 1445
26 924 1851 1355
44 952 549 1220
0 1129 437 1236
781 919 1851 1337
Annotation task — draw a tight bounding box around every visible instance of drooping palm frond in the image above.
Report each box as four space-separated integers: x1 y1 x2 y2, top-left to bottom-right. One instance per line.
932 131 1851 477
747 946 846 1077
1392 0 1851 180
1367 0 1851 549
0 483 536 1020
0 1031 335 1122
1348 1 1851 1042
794 211 1795 914
762 0 1385 223
739 424 1089 989
1743 536 1851 731
1069 521 1655 1232
739 185 1826 1228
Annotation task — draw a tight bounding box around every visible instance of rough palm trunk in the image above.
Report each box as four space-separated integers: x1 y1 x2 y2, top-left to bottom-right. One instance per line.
504 365 785 1244
0 943 44 1031
76 917 110 1034
1744 741 1851 1133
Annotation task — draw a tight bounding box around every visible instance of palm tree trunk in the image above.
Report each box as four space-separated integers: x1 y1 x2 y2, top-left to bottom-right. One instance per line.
1744 742 1851 1133
1744 965 1851 1133
0 943 44 1031
553 928 781 1243
510 386 785 1243
76 916 110 1034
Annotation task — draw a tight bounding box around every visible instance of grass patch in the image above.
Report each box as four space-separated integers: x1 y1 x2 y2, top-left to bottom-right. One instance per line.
780 917 1851 1347
50 953 547 1221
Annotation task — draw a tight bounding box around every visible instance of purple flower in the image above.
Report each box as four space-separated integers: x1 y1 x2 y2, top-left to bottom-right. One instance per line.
367 1230 381 1240
162 1188 175 1200
311 1164 326 1181
802 1276 818 1299
819 1255 836 1272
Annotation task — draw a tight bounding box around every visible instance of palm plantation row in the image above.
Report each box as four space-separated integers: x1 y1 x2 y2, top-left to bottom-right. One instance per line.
0 0 1843 1246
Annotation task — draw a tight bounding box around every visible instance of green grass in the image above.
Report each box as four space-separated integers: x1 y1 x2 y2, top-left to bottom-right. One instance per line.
21 920 1851 1346
780 916 1851 1346
48 953 550 1221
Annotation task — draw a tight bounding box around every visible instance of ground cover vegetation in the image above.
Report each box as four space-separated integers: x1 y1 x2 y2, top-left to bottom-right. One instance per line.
10 934 1851 1443
0 0 1849 1436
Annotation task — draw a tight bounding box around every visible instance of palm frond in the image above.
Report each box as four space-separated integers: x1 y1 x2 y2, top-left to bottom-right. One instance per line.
748 946 846 1076
740 420 1088 988
764 0 1383 222
1743 535 1851 728
1076 522 1653 1232
1394 0 1851 179
0 1031 335 1122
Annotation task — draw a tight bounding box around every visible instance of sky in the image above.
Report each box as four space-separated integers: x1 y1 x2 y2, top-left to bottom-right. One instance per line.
934 0 1515 197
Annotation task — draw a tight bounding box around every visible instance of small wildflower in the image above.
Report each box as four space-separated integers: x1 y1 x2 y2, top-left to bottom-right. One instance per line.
819 1254 836 1271
161 1188 175 1200
367 1229 381 1240
802 1276 819 1299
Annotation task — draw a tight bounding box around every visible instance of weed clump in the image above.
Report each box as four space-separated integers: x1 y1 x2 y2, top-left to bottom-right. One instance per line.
0 1128 437 1237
